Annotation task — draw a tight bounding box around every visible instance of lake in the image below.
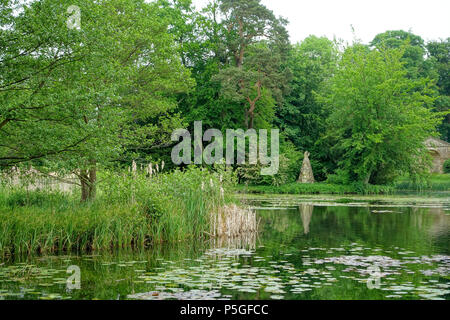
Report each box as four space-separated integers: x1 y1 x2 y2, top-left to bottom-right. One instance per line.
1 194 449 300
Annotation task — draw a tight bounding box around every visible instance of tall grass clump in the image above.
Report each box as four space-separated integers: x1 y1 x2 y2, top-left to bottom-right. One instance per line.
0 203 149 255
101 165 238 243
209 204 259 238
0 165 245 256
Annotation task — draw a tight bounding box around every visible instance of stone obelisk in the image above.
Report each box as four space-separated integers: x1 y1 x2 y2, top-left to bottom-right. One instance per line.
297 151 315 183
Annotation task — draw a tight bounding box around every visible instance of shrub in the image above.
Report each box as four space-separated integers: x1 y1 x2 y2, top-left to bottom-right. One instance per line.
326 169 351 185
237 139 302 186
444 160 450 174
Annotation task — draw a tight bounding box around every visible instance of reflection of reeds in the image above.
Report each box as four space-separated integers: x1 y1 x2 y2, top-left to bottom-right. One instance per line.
205 233 258 262
210 232 258 250
209 204 260 238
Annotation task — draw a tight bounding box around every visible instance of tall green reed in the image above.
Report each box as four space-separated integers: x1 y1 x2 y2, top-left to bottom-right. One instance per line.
0 165 236 256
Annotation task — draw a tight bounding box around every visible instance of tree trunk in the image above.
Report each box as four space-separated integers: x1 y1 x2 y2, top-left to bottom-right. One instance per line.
80 170 90 202
79 161 97 202
88 162 97 200
245 104 255 129
363 171 372 185
244 110 249 129
244 82 260 129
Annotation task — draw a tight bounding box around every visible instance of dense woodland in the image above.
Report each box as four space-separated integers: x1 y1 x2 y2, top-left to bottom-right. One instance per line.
1 0 449 198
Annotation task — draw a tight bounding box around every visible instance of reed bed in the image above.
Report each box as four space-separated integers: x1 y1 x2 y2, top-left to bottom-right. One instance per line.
0 165 256 256
209 204 259 238
0 204 149 255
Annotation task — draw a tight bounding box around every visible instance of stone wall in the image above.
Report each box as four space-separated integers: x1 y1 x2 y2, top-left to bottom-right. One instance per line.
425 137 450 174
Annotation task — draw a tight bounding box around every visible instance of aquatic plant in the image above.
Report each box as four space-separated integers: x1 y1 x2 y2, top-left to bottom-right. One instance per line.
209 204 259 238
0 166 243 255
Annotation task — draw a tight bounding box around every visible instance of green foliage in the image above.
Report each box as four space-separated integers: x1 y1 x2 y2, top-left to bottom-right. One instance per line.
370 30 437 80
0 166 237 255
236 138 301 186
275 36 340 181
320 44 443 185
2 189 71 209
0 0 193 172
325 169 351 185
395 174 450 191
370 31 448 142
2 0 449 207
445 160 450 174
237 182 394 195
213 42 290 129
102 165 236 242
427 38 450 141
209 0 291 129
277 36 339 152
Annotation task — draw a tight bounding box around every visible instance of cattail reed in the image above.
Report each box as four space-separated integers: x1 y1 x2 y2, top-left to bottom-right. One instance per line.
209 204 259 238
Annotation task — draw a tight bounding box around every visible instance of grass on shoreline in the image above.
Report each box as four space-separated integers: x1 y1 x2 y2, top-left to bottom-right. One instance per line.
235 182 394 195
394 174 450 192
0 166 236 256
236 174 450 195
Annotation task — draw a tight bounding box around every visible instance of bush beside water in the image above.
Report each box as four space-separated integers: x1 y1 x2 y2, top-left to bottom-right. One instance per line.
444 160 450 174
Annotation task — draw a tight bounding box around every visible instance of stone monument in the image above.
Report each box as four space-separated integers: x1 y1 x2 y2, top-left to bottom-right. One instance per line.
298 151 315 183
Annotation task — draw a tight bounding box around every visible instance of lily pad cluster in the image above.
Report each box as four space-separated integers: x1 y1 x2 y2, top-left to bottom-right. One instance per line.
127 244 450 300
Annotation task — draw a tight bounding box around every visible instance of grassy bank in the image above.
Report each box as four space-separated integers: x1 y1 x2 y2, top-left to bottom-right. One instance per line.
235 182 395 195
236 174 450 195
394 174 450 192
0 166 237 256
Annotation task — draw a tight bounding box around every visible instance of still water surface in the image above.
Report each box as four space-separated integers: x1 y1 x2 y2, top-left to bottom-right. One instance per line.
1 195 449 300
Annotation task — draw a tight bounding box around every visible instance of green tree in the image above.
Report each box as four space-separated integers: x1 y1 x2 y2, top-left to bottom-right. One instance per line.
427 38 450 141
371 31 449 142
213 0 291 129
0 0 94 169
0 0 192 200
321 45 443 185
277 36 339 180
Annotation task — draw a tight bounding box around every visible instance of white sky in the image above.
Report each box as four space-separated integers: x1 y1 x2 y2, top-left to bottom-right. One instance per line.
192 0 450 44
